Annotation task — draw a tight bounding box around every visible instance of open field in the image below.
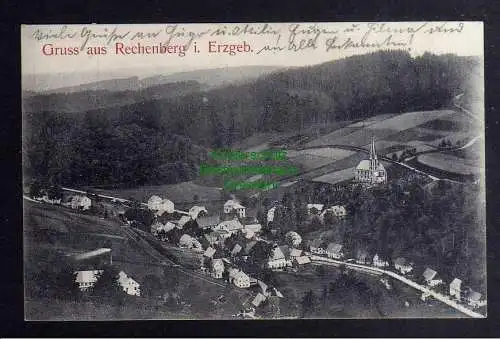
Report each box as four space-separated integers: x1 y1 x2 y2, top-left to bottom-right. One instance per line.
369 110 455 131
95 181 222 204
384 127 445 143
311 168 356 185
348 113 398 127
417 153 482 175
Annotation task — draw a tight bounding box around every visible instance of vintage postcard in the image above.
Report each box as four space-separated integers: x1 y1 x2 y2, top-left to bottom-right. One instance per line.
21 22 485 320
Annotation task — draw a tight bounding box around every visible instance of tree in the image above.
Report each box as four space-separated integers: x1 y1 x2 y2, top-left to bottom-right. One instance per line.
47 185 63 200
90 266 126 304
29 180 43 198
52 266 81 300
193 194 200 202
392 153 398 161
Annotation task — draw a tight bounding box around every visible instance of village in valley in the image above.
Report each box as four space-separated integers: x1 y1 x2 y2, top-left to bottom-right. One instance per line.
23 133 486 319
22 23 486 320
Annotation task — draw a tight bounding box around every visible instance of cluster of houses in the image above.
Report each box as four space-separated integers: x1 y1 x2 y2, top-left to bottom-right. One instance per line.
74 269 141 296
33 191 93 211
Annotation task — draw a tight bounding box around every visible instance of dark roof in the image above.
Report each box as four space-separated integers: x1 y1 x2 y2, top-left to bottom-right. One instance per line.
278 245 290 258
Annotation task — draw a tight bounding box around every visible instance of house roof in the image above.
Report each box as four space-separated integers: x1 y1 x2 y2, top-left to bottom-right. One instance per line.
197 215 221 228
224 200 245 210
257 280 268 294
179 234 192 244
356 249 370 260
118 271 140 287
251 293 267 307
356 160 371 171
218 219 244 232
74 270 102 284
269 246 286 261
295 256 311 265
71 195 91 204
204 247 216 258
267 207 276 222
245 241 258 254
423 268 437 281
204 232 218 244
326 243 343 254
231 244 243 256
290 248 303 257
450 278 462 289
178 216 191 227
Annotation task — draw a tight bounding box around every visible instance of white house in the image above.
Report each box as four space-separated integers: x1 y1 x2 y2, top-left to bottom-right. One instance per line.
197 215 221 229
74 270 103 291
204 246 216 258
231 244 243 256
39 194 61 205
295 256 311 265
449 278 462 300
307 204 324 215
211 259 225 279
214 219 244 234
228 268 251 288
326 243 344 259
147 195 174 215
267 246 292 269
290 248 303 258
68 195 92 210
356 250 371 265
118 271 141 296
189 206 208 220
267 207 276 223
373 254 390 268
179 234 202 251
394 257 413 274
422 268 442 287
147 195 163 210
224 200 246 218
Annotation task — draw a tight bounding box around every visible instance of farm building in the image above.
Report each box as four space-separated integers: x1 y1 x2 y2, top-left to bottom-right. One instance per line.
74 270 103 291
267 207 276 223
67 195 92 210
267 246 292 269
373 254 390 268
251 293 267 307
294 256 311 265
244 223 262 234
228 268 251 288
214 219 244 234
355 138 387 185
466 290 485 308
356 249 371 265
423 268 442 286
197 215 220 229
204 246 216 258
118 271 141 296
394 257 413 274
147 195 174 215
224 200 246 218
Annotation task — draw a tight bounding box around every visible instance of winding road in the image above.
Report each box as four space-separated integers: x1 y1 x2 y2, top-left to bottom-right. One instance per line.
310 255 485 318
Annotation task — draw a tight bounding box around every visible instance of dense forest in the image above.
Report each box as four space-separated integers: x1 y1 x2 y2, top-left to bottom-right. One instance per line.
264 178 486 293
23 50 480 188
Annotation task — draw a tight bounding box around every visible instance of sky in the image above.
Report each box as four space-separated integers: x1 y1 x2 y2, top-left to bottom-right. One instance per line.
21 22 483 76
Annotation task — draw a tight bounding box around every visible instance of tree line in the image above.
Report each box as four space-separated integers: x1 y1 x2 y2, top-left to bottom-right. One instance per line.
23 50 479 189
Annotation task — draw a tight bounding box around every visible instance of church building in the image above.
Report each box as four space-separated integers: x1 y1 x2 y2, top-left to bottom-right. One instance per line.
355 138 387 185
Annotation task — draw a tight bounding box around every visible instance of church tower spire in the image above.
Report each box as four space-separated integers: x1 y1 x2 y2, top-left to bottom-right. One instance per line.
370 137 378 173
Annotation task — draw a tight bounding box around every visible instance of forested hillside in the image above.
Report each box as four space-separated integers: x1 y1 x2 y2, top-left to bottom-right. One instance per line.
22 50 481 188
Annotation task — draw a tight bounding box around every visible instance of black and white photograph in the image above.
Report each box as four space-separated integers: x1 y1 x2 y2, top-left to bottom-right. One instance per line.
21 22 486 320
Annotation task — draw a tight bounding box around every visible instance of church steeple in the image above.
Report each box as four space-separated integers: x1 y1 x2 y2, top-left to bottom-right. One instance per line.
369 137 378 172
